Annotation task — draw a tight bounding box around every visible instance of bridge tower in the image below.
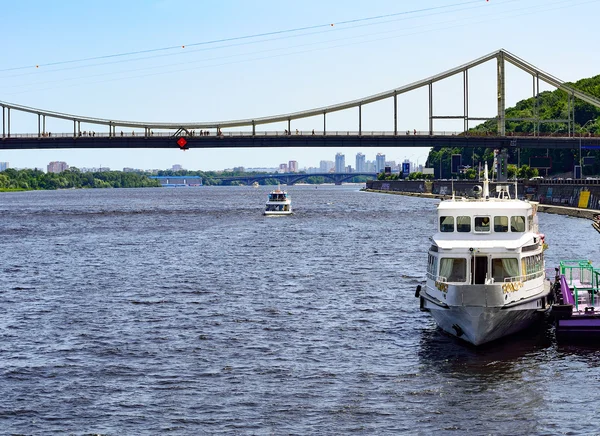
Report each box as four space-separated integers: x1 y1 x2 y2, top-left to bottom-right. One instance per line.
497 51 506 136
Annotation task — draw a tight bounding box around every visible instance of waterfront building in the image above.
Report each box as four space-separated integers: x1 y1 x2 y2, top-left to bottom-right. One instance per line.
279 163 288 173
47 161 69 173
0 162 8 171
335 153 345 173
365 160 376 173
375 153 386 173
288 160 298 173
355 153 365 172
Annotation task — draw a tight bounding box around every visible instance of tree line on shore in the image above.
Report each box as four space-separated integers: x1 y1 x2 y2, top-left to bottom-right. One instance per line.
0 168 373 191
0 168 161 190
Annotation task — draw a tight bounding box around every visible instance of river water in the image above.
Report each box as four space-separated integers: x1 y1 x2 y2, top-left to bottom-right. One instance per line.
1 185 599 435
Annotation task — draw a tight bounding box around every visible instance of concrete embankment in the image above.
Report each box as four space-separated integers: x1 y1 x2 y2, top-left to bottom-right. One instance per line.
362 188 600 221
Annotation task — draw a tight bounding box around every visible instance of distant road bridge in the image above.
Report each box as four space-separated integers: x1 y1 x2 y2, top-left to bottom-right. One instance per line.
2 49 600 151
215 172 377 186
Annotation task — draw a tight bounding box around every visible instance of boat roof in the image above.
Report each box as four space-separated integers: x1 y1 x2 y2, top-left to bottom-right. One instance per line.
432 233 535 250
437 199 532 213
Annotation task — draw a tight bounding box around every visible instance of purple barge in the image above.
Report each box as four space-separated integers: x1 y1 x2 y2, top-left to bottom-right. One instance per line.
550 260 600 339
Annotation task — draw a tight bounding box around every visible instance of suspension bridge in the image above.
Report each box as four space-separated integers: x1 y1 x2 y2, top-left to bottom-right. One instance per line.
2 49 600 151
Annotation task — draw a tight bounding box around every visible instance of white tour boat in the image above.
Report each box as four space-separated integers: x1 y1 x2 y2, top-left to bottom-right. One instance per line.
416 164 551 346
264 186 292 216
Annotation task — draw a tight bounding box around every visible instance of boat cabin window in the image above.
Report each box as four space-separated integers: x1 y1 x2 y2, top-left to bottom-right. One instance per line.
457 216 471 232
511 216 526 232
439 258 466 282
474 216 491 232
492 258 519 282
494 216 509 232
440 216 454 232
522 253 544 281
427 254 438 279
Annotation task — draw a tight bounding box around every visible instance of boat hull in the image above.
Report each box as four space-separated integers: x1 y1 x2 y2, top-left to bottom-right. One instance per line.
421 285 550 346
263 210 293 216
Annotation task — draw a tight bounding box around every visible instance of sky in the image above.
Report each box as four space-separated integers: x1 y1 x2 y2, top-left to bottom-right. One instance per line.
1 0 600 171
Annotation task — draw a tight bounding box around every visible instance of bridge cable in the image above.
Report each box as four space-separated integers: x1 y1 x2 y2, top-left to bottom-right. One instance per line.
0 0 484 73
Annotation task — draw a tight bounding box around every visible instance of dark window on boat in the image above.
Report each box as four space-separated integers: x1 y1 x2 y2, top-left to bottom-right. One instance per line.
471 256 488 285
457 216 471 232
494 216 509 232
511 216 526 232
474 216 491 232
440 216 454 232
440 258 466 282
492 258 519 282
427 254 438 279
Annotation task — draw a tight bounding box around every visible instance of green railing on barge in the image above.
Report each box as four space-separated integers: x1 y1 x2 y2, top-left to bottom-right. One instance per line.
559 260 600 309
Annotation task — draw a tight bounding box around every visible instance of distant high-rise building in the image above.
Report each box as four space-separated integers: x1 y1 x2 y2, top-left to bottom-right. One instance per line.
375 153 386 173
365 160 376 172
320 160 334 172
0 162 8 171
47 161 69 173
355 153 365 172
335 153 345 173
346 165 352 173
288 160 298 172
279 163 288 173
172 164 183 171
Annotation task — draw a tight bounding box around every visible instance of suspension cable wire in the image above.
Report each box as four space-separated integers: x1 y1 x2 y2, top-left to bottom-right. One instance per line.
0 0 580 95
2 0 590 96
0 0 502 80
0 0 485 73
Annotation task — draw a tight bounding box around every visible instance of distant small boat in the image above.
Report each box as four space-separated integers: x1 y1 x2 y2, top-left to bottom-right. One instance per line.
252 181 259 188
264 185 292 216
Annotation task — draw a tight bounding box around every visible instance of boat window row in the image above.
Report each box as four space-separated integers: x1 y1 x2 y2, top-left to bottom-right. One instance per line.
432 253 543 284
522 253 544 281
265 205 290 211
440 215 526 233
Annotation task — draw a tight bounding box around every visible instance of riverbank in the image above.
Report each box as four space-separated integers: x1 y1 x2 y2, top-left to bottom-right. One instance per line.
361 188 600 220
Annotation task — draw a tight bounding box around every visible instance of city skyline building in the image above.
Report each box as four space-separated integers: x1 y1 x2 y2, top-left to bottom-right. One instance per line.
278 163 288 173
376 153 386 173
320 160 334 172
355 153 365 172
47 161 69 173
335 153 345 173
288 160 298 173
0 162 9 171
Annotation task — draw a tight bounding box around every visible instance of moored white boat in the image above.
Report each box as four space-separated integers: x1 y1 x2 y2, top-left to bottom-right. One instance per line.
416 164 551 345
264 186 292 216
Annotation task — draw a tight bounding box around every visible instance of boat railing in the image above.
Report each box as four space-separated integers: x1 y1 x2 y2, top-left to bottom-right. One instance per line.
503 270 544 283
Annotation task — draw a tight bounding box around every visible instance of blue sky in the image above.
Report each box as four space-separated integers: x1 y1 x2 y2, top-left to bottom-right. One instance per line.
1 0 599 171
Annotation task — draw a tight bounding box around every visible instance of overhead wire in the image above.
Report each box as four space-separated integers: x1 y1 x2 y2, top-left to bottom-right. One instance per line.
0 0 501 80
0 0 485 73
2 0 592 96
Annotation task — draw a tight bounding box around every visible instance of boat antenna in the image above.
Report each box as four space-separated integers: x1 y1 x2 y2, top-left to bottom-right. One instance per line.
483 162 490 200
